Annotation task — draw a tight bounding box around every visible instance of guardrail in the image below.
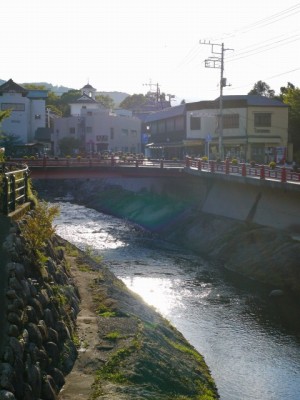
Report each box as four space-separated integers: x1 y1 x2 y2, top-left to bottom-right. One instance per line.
6 157 300 185
11 157 185 169
0 163 29 215
185 158 300 184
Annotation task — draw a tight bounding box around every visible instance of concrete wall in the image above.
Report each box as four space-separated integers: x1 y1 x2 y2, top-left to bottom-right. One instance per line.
77 173 300 233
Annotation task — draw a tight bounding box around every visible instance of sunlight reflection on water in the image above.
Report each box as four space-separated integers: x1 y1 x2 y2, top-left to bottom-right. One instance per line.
53 201 300 400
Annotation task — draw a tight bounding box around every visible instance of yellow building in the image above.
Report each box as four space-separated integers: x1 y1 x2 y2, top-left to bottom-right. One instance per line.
185 95 289 163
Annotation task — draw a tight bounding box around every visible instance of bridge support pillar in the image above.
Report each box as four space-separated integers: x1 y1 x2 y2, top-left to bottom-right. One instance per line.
260 166 265 180
198 160 202 171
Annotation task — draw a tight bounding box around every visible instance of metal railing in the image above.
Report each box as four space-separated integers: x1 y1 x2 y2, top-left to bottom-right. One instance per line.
186 158 300 184
0 163 29 215
12 156 185 169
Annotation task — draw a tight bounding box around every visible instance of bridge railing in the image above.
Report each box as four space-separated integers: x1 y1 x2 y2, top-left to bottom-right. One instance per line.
7 157 300 185
11 157 185 169
0 163 29 215
186 158 300 184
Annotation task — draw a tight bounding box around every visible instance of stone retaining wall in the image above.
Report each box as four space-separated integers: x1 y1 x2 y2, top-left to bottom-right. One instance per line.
0 220 80 400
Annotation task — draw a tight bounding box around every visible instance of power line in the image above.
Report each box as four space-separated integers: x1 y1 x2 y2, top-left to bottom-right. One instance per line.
226 66 300 92
214 3 300 41
227 34 300 63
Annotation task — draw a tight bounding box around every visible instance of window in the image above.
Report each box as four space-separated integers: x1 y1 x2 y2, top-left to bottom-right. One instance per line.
69 127 75 134
86 126 92 133
35 114 41 119
1 103 25 111
223 114 239 129
87 111 93 116
131 130 137 136
254 113 271 127
190 116 201 130
110 127 114 140
122 129 128 136
96 135 108 142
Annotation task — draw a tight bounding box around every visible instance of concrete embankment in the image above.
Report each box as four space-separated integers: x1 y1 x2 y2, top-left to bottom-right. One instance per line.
33 172 300 295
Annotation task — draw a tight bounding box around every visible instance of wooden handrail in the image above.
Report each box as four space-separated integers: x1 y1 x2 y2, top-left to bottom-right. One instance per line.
1 163 29 215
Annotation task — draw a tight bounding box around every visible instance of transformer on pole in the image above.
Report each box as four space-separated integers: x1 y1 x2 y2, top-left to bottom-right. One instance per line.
199 40 233 160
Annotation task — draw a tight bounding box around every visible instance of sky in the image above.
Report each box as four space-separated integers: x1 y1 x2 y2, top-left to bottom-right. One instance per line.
1 0 300 105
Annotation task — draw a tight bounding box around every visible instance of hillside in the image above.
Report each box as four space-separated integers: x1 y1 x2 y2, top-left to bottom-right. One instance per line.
0 79 130 106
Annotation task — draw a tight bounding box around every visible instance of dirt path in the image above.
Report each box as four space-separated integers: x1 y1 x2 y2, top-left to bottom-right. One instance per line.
58 248 219 400
58 258 100 399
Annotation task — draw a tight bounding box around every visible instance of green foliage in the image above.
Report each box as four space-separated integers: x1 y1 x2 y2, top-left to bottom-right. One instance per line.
21 201 60 267
269 161 276 169
281 85 300 153
231 158 238 165
0 133 22 157
95 94 115 109
59 136 82 156
104 331 122 341
0 147 4 162
84 245 103 263
23 83 46 90
51 285 68 306
119 93 148 110
44 89 81 117
248 80 275 98
0 109 11 124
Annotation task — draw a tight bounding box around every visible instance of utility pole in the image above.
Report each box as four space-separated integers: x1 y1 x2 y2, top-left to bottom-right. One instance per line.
199 40 233 160
143 80 161 103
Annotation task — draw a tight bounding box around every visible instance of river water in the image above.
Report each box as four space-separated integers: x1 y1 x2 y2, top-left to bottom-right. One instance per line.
53 201 300 400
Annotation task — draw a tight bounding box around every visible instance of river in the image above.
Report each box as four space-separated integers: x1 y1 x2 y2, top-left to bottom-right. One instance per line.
53 201 300 400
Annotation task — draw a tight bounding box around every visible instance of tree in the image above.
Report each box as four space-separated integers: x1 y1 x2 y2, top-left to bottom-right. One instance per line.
57 89 81 117
0 109 11 125
0 134 23 156
280 84 300 160
95 94 115 109
120 94 148 110
248 80 275 98
278 82 295 99
23 83 46 90
59 136 82 156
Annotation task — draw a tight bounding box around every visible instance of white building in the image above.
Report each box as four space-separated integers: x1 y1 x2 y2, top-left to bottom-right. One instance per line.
0 79 48 144
53 83 141 155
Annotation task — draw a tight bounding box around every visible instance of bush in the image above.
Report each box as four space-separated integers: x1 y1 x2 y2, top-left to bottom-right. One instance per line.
269 161 276 169
231 158 238 165
201 156 208 162
20 201 60 268
0 148 4 162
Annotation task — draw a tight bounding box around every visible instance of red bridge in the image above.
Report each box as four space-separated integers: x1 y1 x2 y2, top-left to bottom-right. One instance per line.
18 156 300 186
